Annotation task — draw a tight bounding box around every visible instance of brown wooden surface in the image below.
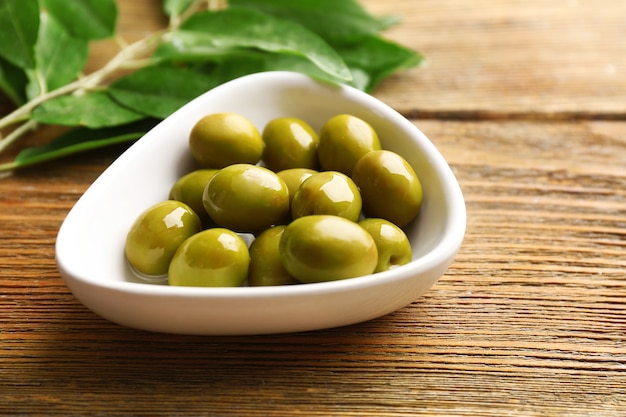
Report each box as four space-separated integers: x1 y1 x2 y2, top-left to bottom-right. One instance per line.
1 1 625 416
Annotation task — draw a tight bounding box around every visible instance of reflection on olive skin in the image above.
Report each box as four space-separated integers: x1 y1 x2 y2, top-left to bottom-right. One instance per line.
291 171 362 222
318 114 381 176
279 215 378 283
202 164 290 233
352 150 422 228
125 201 202 277
262 117 320 172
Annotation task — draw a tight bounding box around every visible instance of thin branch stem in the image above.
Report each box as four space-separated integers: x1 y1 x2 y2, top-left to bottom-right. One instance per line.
0 119 38 154
171 0 209 29
0 30 165 141
0 0 222 169
75 30 165 91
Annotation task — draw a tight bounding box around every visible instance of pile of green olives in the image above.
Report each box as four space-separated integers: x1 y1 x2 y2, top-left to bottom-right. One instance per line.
125 112 423 287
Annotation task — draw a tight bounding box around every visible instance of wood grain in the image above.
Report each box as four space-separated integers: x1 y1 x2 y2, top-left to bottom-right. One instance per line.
365 0 626 116
1 0 625 416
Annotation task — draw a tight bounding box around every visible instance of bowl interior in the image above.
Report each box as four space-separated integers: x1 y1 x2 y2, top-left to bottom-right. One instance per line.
57 71 465 294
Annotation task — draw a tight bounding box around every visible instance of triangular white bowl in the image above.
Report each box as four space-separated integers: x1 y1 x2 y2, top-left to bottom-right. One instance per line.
56 71 466 335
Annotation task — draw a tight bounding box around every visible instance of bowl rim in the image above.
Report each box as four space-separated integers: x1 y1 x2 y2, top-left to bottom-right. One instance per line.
56 71 466 300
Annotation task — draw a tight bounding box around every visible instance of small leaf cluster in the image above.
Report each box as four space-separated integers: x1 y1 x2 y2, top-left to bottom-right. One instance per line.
0 0 422 172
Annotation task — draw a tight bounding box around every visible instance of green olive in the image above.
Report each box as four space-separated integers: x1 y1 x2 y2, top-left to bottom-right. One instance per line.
359 218 412 273
318 114 381 176
125 200 202 278
279 215 378 283
202 164 290 233
262 117 319 171
189 112 264 168
276 168 318 206
168 169 218 226
352 150 422 228
168 228 249 287
291 171 362 222
248 225 300 286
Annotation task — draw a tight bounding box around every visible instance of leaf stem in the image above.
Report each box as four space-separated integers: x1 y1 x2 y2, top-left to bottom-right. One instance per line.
0 30 165 148
0 161 18 173
0 119 38 154
170 0 203 29
76 31 166 91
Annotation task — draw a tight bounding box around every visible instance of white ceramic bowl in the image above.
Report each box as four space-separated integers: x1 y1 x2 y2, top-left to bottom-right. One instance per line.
56 71 466 335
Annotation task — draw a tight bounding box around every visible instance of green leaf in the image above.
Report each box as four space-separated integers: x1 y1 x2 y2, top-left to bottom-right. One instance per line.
226 0 422 92
163 0 195 20
335 36 424 92
28 12 89 97
185 37 423 93
0 0 39 69
207 52 353 88
109 65 221 119
153 35 247 64
155 8 352 82
0 56 28 105
229 0 391 42
10 119 157 169
42 0 117 40
31 91 145 128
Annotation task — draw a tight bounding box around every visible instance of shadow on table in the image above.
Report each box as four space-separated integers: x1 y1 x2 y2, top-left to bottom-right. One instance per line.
18 304 435 413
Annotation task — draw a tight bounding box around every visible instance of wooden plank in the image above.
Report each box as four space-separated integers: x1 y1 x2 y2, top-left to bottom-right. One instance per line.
362 0 626 115
1 1 625 415
3 0 625 118
1 120 624 416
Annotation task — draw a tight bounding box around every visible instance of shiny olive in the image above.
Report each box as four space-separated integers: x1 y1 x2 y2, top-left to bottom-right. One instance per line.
262 117 319 172
318 114 381 176
291 171 362 222
125 200 202 278
189 112 264 168
248 225 299 286
168 169 218 226
279 215 378 283
168 228 249 287
276 168 318 206
359 218 412 273
202 164 290 233
352 150 422 228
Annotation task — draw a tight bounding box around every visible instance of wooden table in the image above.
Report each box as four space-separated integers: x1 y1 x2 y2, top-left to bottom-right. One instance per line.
2 1 625 415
